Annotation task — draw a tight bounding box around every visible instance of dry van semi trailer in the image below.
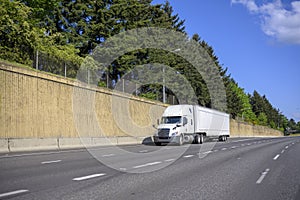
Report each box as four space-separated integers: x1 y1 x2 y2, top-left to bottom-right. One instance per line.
153 105 230 145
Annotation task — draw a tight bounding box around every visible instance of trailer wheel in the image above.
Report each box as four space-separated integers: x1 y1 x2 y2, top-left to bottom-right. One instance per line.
199 134 204 144
220 135 227 142
219 136 224 142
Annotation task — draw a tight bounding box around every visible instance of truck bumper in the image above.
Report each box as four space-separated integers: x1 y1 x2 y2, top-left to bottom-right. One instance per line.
153 136 180 144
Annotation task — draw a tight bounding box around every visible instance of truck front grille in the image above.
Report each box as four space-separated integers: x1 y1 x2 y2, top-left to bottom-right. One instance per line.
158 128 170 137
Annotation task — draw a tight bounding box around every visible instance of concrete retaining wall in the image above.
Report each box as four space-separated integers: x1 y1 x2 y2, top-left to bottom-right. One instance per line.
230 119 283 137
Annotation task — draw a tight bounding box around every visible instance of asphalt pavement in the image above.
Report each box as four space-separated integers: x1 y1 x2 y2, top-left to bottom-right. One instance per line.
1 136 300 200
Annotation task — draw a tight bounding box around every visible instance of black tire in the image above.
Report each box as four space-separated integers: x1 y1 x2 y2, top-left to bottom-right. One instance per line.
199 134 204 144
194 135 200 144
219 136 224 142
220 135 226 142
178 134 184 146
155 142 161 146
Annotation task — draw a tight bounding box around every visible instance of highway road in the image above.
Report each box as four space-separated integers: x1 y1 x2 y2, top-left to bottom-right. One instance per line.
1 136 300 200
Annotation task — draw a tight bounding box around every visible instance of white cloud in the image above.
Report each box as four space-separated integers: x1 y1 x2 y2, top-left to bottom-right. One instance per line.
231 0 300 44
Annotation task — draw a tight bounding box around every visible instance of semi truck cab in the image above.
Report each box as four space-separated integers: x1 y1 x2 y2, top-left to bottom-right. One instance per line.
153 105 194 146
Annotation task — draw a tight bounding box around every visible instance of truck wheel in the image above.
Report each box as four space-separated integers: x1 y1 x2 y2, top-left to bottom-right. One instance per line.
178 134 184 146
219 136 224 142
199 134 204 144
220 135 226 142
155 142 161 146
194 135 200 144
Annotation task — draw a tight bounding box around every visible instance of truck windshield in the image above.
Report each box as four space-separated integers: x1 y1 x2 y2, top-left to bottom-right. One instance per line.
161 116 182 124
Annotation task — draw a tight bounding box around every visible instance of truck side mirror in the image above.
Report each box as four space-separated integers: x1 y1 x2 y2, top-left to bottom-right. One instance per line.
157 119 160 125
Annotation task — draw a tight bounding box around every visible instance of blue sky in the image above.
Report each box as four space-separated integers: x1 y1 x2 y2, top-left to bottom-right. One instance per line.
152 0 300 122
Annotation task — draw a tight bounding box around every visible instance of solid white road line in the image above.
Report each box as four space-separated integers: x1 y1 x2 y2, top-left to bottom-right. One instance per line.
256 168 270 184
133 161 162 169
0 190 29 198
183 155 194 158
72 173 106 181
273 154 280 160
41 160 61 164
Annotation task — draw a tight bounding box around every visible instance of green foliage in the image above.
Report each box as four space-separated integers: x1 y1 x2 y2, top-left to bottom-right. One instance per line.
0 0 82 69
257 112 268 126
0 0 35 64
250 90 287 129
139 92 157 100
230 83 257 123
224 79 243 119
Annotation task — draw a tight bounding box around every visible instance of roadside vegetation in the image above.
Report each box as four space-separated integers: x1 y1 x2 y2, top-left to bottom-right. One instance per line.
1 0 299 132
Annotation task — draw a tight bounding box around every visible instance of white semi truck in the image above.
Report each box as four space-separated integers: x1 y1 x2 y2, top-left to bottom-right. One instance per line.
153 105 230 145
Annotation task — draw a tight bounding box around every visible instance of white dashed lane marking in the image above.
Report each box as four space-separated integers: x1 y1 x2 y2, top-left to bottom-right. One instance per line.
256 168 270 184
165 158 175 162
273 154 280 160
73 173 106 181
41 160 61 164
133 161 162 169
201 151 213 154
102 154 115 157
183 155 194 158
0 190 29 198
